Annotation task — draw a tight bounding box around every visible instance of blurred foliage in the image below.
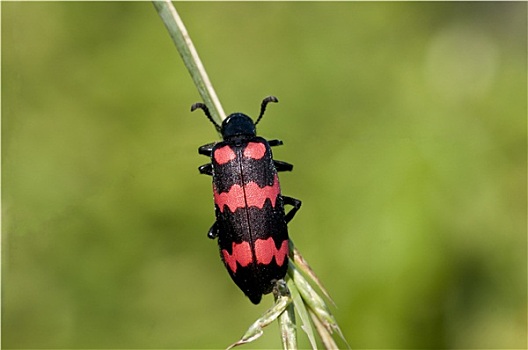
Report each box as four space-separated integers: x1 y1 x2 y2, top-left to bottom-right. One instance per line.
2 2 526 349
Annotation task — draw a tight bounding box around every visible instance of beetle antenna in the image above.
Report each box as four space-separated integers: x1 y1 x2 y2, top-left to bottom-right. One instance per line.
191 102 221 132
255 96 279 125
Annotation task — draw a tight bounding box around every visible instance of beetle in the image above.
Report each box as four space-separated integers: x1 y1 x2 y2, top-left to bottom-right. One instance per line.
192 96 301 304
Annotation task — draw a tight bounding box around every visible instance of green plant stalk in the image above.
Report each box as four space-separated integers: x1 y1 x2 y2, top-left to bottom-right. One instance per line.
153 2 348 349
152 0 226 125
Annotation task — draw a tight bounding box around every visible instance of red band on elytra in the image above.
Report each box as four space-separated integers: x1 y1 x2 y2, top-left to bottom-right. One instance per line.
254 238 289 266
214 174 280 213
222 241 252 273
222 238 289 273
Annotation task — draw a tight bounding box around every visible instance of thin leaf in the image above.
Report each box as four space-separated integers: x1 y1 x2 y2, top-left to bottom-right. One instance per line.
288 276 318 349
309 309 340 350
291 241 335 306
226 280 292 350
289 262 349 347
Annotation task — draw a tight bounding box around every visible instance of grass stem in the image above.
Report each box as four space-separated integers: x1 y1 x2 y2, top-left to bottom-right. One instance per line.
152 0 226 126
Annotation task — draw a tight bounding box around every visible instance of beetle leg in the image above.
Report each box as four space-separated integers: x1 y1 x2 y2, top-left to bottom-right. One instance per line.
198 142 216 157
207 221 219 239
268 139 284 147
269 140 292 171
283 196 302 223
199 163 213 176
274 160 293 172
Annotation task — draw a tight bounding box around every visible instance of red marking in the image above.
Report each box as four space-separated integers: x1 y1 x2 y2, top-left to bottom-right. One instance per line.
243 142 266 160
222 241 253 273
214 146 236 165
254 238 289 266
214 183 245 212
214 174 280 213
245 175 280 209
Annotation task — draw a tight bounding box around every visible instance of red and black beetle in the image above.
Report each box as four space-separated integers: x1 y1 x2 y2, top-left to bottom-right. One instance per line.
192 96 301 304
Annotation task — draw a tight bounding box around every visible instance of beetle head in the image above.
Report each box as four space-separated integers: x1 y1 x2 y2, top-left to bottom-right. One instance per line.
191 96 278 140
221 113 256 140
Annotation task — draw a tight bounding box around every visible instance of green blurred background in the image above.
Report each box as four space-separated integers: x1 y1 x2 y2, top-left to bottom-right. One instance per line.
3 2 526 349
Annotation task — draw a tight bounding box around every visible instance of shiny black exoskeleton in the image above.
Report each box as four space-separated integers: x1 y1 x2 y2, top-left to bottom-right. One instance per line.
192 96 301 304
